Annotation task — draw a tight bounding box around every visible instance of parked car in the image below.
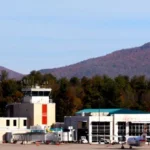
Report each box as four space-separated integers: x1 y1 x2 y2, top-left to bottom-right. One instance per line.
99 139 110 144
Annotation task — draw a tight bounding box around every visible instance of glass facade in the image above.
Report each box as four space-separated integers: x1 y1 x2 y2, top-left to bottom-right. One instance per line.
91 122 110 142
118 122 126 135
118 122 126 142
23 91 50 96
129 123 150 136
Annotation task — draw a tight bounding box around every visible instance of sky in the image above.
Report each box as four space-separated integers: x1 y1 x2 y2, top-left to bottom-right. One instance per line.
0 0 150 74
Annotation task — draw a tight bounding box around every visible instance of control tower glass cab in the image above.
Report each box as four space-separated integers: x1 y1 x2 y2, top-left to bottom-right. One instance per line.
22 86 53 104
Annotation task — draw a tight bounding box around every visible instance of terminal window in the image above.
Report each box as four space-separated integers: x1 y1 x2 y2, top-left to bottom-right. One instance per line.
32 91 38 96
39 91 43 96
13 120 17 126
82 122 87 128
91 122 110 142
118 122 126 135
129 123 150 136
31 91 50 96
44 91 50 96
23 120 27 126
6 120 10 126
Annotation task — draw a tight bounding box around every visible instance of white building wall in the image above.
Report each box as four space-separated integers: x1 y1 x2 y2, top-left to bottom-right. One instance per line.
88 118 92 143
114 114 150 142
23 96 50 104
0 117 28 142
110 118 113 142
126 122 129 139
0 117 27 129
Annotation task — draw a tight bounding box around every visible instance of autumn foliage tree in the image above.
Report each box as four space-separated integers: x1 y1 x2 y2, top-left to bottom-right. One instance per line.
1 70 150 121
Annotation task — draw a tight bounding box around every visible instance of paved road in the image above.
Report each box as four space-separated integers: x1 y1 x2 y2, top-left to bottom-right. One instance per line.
0 143 150 150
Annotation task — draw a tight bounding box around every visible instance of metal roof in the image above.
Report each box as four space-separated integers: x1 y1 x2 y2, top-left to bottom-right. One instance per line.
76 108 150 115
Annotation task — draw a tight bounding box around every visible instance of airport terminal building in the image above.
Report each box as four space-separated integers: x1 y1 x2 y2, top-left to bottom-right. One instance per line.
64 109 150 143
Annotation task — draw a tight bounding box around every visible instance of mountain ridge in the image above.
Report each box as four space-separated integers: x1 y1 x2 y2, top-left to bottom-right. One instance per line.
0 66 24 80
1 42 150 79
39 42 150 79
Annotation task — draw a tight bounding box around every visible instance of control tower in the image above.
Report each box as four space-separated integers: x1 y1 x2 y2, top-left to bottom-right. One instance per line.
6 86 56 128
22 85 52 104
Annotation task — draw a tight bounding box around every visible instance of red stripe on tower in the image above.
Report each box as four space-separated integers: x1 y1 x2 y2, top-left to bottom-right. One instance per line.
42 104 47 124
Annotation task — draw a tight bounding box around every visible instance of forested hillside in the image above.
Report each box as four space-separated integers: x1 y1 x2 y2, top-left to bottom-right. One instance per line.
0 66 23 80
0 70 150 121
1 42 150 80
40 42 150 79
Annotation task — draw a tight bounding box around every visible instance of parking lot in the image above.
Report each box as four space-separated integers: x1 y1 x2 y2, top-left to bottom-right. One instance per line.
0 143 150 150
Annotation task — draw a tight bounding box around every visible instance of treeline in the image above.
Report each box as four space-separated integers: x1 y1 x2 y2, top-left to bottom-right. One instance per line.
0 70 150 121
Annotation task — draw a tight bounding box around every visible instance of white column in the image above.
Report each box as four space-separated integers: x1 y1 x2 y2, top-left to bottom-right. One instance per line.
114 122 118 142
110 121 113 142
126 122 129 140
88 119 92 143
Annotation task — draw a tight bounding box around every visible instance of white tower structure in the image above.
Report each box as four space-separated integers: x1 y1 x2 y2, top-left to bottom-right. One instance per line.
22 85 52 104
6 85 56 128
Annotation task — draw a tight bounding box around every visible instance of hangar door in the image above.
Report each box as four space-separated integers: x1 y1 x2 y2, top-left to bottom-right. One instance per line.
91 122 110 142
129 123 150 136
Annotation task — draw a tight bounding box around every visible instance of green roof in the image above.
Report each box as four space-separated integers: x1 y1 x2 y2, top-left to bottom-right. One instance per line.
76 108 150 115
